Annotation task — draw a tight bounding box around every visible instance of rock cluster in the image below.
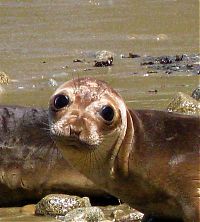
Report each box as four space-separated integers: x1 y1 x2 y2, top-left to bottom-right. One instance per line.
35 194 143 222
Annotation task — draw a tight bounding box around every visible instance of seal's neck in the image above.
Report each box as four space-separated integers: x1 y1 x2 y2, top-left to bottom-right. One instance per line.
110 109 135 179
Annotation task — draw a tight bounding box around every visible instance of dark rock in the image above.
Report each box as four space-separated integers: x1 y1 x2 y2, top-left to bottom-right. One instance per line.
128 53 140 58
140 54 200 75
94 57 113 67
186 64 193 69
148 89 158 93
122 53 140 59
158 57 172 64
175 55 183 62
141 61 154 66
165 70 172 74
147 70 158 74
73 59 84 63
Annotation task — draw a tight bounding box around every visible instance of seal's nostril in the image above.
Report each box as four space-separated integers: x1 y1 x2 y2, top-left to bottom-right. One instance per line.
69 125 81 137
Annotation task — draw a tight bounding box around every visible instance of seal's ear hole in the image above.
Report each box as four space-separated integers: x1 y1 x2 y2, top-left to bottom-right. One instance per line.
100 105 115 122
53 94 70 110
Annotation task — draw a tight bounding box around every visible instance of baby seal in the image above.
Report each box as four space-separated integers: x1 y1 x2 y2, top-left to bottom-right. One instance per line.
49 77 200 222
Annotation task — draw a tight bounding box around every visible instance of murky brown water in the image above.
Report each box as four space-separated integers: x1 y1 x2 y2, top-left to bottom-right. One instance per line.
0 0 199 221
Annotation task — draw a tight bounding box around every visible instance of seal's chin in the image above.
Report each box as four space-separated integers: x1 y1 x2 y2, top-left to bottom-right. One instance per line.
51 133 98 151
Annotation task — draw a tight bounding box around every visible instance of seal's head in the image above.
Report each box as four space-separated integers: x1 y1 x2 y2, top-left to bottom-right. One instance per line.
49 77 130 180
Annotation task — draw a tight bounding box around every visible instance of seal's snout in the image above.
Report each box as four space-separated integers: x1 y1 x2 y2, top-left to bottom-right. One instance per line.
68 116 84 137
69 125 81 137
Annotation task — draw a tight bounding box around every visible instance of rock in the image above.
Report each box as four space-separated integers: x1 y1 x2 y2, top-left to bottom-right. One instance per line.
100 204 143 222
20 204 36 215
33 193 145 221
114 210 143 221
73 59 84 63
48 78 58 87
94 50 114 67
34 194 144 221
64 206 105 222
167 92 200 115
121 53 140 59
35 194 91 216
95 50 114 61
191 86 200 101
94 57 113 67
0 71 10 84
140 54 200 75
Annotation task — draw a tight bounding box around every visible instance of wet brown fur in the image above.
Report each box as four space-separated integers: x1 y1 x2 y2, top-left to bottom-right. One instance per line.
49 77 200 222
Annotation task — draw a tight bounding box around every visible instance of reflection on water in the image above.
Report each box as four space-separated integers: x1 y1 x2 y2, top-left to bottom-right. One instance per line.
0 0 199 221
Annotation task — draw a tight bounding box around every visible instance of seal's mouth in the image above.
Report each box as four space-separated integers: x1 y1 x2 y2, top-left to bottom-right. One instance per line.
51 133 97 151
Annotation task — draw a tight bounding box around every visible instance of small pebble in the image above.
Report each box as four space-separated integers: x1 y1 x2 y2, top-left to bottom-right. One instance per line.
148 89 158 93
48 78 58 87
73 59 84 63
18 86 24 89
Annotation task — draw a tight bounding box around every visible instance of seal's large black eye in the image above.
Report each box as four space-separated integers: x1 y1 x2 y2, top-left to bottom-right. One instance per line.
100 105 115 122
53 94 70 110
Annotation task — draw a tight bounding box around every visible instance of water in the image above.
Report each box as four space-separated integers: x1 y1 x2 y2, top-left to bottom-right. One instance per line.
0 0 199 220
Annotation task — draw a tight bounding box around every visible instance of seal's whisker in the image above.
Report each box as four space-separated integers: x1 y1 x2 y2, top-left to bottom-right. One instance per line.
92 150 103 177
40 127 51 132
98 88 107 99
71 73 78 94
89 152 93 176
97 84 105 100
72 152 89 173
40 121 50 127
75 73 80 91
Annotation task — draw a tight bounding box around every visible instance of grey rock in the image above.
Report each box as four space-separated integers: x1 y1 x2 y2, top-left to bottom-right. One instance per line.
95 50 114 60
35 194 91 216
64 206 105 222
100 204 143 222
48 78 58 87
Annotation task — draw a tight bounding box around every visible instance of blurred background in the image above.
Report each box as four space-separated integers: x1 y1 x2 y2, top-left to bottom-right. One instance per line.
0 0 199 109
